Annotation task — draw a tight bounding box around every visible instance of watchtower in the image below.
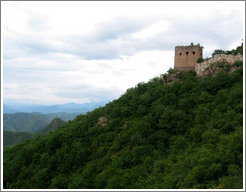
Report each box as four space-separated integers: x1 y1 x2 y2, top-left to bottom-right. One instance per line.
174 43 203 71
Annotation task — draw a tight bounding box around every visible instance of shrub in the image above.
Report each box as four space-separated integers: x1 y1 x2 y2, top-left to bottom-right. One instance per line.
197 57 204 63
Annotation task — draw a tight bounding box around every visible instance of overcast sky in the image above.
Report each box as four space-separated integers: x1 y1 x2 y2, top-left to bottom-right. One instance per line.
2 1 245 105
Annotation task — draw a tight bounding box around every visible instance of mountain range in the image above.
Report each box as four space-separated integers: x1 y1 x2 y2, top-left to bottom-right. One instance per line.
3 101 108 114
3 112 53 133
3 118 66 150
3 112 77 133
3 101 108 134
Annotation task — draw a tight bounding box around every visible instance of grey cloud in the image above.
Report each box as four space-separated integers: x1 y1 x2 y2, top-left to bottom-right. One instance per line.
54 85 121 102
165 14 243 48
65 14 242 60
3 17 154 60
55 17 152 59
89 17 152 41
124 14 243 57
3 13 243 61
21 40 53 55
3 35 54 61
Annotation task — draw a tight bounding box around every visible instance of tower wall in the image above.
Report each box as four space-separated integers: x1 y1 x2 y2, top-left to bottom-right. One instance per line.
174 44 203 71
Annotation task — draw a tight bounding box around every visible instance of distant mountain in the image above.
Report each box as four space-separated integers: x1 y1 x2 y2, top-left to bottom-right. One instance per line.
47 112 79 121
3 113 53 133
3 118 66 150
33 118 66 137
3 101 109 114
3 105 20 114
3 131 32 150
3 112 78 133
35 105 62 114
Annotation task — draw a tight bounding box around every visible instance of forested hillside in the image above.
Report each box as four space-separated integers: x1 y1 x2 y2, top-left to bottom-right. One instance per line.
3 131 32 151
3 61 243 189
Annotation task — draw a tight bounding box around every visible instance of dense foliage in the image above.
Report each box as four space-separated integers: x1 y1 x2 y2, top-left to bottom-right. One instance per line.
3 63 243 189
3 131 32 151
227 43 243 55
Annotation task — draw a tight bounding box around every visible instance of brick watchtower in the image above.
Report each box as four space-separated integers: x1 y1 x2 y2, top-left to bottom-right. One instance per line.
174 43 203 71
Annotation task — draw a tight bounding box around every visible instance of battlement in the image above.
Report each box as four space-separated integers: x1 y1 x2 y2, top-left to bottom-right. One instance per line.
174 43 203 71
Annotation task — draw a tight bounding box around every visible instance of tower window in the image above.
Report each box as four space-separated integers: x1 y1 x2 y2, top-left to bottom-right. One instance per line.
193 51 195 55
179 53 182 55
186 52 189 55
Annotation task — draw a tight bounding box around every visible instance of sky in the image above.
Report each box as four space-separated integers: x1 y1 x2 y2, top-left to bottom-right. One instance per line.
1 1 245 105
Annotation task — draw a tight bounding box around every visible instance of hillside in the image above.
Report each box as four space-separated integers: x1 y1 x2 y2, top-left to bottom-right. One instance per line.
33 118 66 137
3 118 66 150
3 113 53 133
3 112 76 133
3 131 32 151
3 61 243 189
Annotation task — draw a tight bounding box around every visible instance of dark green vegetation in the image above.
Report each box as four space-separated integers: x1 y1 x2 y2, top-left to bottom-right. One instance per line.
3 61 243 189
3 118 65 150
3 131 32 151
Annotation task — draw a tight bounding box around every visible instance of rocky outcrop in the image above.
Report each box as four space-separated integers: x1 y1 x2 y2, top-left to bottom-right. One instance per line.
162 73 181 85
123 121 128 128
98 117 108 127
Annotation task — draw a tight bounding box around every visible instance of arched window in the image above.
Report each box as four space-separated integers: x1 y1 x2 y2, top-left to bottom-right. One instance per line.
193 51 195 55
179 53 182 55
186 52 189 55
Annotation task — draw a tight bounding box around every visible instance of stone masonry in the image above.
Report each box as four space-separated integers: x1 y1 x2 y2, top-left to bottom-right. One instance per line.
174 43 203 71
195 54 243 76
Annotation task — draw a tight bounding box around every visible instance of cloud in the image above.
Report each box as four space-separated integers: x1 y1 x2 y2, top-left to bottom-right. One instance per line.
61 14 243 59
2 1 244 105
90 17 151 41
27 14 49 31
3 11 243 61
3 49 173 105
54 84 121 102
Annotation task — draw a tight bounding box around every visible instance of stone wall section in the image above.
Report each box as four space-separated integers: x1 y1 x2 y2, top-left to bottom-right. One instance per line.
195 54 243 76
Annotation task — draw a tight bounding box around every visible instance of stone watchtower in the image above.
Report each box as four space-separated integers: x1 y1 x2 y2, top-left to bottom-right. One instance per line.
174 43 203 71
